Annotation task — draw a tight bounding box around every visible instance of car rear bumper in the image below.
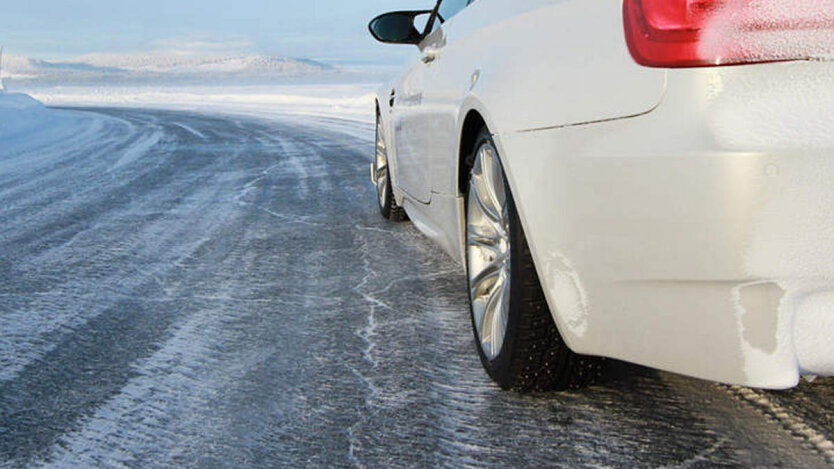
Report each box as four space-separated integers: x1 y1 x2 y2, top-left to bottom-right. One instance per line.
494 60 834 388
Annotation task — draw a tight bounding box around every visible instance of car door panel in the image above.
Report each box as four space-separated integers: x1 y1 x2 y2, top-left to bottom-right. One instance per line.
391 0 475 205
392 55 433 204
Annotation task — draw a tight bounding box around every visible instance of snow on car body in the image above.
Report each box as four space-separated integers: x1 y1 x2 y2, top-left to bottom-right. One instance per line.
369 0 834 390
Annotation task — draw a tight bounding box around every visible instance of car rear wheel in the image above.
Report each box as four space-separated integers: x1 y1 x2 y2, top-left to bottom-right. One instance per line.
465 128 602 392
373 111 406 222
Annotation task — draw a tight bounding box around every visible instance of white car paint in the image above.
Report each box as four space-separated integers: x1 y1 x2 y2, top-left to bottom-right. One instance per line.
376 0 834 388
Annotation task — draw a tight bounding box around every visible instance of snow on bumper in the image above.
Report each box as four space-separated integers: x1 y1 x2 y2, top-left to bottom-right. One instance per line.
495 60 834 388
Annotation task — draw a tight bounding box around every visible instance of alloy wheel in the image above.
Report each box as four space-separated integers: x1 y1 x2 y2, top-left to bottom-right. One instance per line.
374 117 390 210
467 142 512 360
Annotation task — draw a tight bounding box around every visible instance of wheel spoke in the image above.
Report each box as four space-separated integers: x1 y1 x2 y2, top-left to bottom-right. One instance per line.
467 222 501 251
480 272 507 354
472 170 502 223
469 260 500 298
490 274 510 352
479 147 506 218
472 296 487 337
375 117 389 208
375 145 387 173
467 140 512 360
377 172 387 194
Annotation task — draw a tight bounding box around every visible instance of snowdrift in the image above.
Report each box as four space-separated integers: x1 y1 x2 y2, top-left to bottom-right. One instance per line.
1 93 51 141
0 93 95 155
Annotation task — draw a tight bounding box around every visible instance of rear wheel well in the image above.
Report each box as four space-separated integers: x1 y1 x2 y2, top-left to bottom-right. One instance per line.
458 111 487 195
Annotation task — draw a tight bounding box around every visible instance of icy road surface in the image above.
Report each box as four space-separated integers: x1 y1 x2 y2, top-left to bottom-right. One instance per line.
0 107 832 468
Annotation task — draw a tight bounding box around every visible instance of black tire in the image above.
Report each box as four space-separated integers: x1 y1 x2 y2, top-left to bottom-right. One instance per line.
375 112 407 222
465 128 603 392
378 172 407 222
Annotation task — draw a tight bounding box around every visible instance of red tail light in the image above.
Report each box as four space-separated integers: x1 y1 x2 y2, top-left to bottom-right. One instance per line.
623 0 834 68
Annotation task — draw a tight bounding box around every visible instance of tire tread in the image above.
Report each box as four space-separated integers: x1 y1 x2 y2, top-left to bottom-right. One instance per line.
508 240 602 392
376 111 408 223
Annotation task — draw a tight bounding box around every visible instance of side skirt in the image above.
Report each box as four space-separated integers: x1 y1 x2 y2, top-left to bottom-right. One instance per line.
403 193 466 265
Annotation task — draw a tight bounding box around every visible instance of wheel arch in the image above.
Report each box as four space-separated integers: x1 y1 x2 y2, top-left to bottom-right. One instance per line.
455 96 502 197
457 111 487 196
454 98 584 350
375 96 407 206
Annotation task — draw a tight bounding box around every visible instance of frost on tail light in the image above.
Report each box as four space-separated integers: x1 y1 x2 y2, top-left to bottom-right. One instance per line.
623 0 834 68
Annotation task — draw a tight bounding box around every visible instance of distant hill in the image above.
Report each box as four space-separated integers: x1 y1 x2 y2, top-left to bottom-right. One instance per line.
2 53 337 85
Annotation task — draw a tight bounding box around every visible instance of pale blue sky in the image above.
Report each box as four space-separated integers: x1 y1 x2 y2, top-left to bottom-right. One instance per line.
1 0 426 64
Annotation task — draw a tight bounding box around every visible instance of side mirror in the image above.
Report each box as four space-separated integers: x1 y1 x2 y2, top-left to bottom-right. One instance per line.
368 10 432 45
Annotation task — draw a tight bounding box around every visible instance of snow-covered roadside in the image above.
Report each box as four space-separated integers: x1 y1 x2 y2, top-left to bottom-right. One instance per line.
0 93 101 156
23 83 379 142
27 84 376 121
1 81 380 160
1 52 397 142
0 93 62 140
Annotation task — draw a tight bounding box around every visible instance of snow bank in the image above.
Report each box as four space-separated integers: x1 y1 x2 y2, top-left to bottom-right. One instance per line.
0 93 96 155
2 55 390 145
0 92 44 111
1 93 51 141
27 83 379 124
0 83 379 154
3 53 394 136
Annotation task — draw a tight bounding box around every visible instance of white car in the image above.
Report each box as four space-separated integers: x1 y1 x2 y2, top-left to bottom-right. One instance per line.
368 0 834 391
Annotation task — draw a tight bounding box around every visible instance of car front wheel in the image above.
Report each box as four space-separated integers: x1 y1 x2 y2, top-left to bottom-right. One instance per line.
372 111 406 221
